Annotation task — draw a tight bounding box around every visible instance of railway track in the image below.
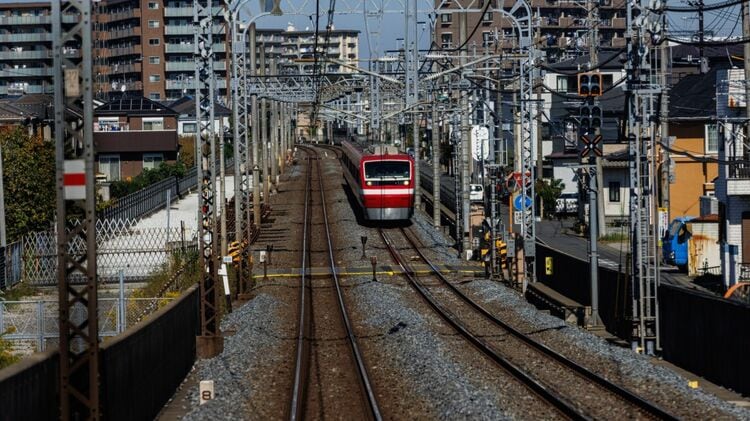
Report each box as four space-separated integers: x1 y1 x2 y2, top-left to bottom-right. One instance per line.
289 146 381 421
379 226 679 420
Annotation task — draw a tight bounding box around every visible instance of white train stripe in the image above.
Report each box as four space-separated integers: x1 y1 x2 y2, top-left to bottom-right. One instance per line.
361 188 414 195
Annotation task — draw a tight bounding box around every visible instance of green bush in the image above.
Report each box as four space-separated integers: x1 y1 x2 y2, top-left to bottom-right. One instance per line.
109 161 187 199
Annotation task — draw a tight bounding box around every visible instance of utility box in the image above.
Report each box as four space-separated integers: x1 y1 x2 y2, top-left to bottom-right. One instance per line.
686 215 721 277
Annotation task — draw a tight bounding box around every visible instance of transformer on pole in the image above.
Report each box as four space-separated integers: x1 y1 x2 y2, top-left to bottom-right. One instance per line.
53 1 99 418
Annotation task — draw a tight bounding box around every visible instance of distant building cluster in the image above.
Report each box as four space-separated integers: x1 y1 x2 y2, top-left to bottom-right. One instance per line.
0 1 359 102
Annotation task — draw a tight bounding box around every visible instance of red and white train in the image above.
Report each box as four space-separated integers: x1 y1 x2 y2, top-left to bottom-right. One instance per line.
341 140 414 221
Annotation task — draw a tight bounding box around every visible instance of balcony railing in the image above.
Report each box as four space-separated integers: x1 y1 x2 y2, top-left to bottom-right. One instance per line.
0 33 52 43
165 43 226 54
729 161 750 179
104 27 141 41
165 61 195 72
0 67 52 77
107 45 142 58
100 8 141 23
164 6 223 17
0 16 50 25
0 84 47 95
0 50 50 60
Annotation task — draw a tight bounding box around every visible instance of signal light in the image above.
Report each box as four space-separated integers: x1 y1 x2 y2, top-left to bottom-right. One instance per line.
578 72 602 97
579 98 603 131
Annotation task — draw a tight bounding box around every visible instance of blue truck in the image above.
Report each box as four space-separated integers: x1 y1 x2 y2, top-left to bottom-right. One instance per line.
662 216 696 269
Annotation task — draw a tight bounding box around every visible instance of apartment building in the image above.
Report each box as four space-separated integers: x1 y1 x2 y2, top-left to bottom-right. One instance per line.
0 2 359 101
434 0 627 59
0 3 78 96
279 27 359 75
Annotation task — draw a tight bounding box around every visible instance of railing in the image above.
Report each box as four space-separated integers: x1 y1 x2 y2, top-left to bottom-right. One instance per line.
99 167 198 221
0 33 51 43
0 241 22 290
729 161 750 179
740 263 750 281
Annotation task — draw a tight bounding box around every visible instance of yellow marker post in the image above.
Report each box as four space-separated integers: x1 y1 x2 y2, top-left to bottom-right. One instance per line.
545 256 553 275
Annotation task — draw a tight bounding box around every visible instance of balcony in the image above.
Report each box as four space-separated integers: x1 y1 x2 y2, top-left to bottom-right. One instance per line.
104 27 141 41
95 130 178 154
0 50 50 60
164 25 194 36
0 67 52 77
166 78 226 90
0 84 47 95
0 16 50 25
164 6 223 17
165 61 195 72
727 162 750 195
165 43 226 54
100 8 141 23
110 62 142 74
0 32 52 43
107 45 142 58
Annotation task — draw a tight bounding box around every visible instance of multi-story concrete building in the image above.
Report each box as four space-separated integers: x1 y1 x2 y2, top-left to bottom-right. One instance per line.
0 2 359 101
279 26 359 75
0 2 78 96
434 0 627 60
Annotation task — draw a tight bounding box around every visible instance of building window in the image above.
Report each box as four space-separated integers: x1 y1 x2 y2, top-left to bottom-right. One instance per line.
705 123 719 154
149 92 161 100
183 122 197 133
99 154 121 181
440 13 452 23
148 20 160 28
556 75 568 92
149 38 160 46
441 33 453 49
609 181 621 202
149 74 161 82
148 2 159 9
143 153 164 170
482 32 493 47
143 118 164 131
149 56 160 64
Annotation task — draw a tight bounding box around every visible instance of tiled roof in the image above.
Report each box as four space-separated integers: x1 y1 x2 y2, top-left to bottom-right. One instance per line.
95 96 177 117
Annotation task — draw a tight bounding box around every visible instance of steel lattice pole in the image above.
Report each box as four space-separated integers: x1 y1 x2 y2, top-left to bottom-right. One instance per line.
194 0 223 357
53 1 99 418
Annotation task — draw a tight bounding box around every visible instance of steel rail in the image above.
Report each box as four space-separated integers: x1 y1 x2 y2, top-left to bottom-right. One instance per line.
378 228 586 421
399 226 680 421
289 149 313 421
314 148 383 421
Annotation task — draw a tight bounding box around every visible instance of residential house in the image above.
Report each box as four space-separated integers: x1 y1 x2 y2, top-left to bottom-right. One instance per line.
714 66 750 287
0 93 52 140
94 96 179 181
167 95 230 137
667 66 722 219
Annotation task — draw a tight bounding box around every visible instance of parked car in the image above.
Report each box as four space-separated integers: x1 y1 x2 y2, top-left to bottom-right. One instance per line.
470 184 484 203
555 192 578 215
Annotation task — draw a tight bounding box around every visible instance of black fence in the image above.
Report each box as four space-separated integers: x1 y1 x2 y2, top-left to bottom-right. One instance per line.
0 286 200 421
660 284 750 397
101 285 199 421
0 349 59 421
99 167 197 221
535 243 632 338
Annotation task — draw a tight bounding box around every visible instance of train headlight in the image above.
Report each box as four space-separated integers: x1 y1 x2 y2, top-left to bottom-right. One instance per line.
403 180 409 185
366 181 372 186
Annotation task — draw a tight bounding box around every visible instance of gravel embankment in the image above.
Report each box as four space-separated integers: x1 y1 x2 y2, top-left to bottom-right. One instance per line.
463 279 750 420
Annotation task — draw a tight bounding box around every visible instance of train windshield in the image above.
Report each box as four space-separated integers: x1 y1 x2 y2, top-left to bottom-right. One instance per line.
364 161 410 181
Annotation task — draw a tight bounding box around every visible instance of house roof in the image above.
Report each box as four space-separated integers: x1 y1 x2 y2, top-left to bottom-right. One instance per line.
668 64 727 120
547 50 624 72
95 96 177 117
167 96 231 117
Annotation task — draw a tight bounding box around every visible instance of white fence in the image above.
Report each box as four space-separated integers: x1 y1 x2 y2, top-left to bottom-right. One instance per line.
20 218 198 286
0 296 175 354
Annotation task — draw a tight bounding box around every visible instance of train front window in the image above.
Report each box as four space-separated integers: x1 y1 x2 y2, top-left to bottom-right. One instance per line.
364 161 410 185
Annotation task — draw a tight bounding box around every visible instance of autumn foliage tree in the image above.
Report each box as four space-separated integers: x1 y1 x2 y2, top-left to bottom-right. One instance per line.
0 127 55 241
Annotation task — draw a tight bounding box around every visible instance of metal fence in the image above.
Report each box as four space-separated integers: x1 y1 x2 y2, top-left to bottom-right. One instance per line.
20 218 198 286
99 166 198 221
0 296 176 354
0 241 22 290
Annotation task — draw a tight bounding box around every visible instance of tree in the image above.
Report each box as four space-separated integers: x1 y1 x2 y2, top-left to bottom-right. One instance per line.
0 128 55 241
536 178 565 219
